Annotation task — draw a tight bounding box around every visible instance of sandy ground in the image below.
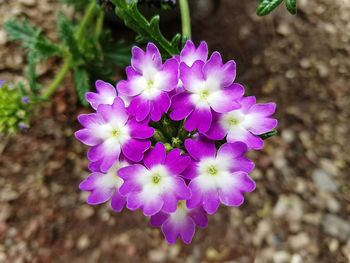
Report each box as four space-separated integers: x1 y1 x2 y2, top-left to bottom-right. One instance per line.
0 0 350 262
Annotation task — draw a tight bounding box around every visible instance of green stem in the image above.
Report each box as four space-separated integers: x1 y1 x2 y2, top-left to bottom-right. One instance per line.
42 58 72 100
76 0 97 41
41 0 97 101
179 0 191 41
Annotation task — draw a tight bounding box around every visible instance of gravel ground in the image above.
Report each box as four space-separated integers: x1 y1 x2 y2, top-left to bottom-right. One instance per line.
0 0 350 262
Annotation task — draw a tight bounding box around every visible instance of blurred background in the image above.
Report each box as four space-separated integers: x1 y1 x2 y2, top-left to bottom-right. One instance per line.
0 0 350 262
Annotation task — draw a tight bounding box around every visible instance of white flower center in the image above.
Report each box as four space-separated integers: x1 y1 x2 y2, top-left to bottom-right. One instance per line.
97 161 127 189
169 200 188 222
195 157 234 191
220 110 245 131
107 124 130 144
139 165 175 197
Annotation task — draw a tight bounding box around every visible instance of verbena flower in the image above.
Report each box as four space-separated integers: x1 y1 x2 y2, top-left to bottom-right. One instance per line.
183 138 255 214
75 41 278 244
75 97 154 172
86 80 117 110
205 96 278 149
79 160 129 212
177 40 208 67
150 201 208 244
117 43 178 122
118 143 191 216
170 52 244 133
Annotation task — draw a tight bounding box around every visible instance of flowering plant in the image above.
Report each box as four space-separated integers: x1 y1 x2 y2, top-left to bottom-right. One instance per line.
75 41 278 244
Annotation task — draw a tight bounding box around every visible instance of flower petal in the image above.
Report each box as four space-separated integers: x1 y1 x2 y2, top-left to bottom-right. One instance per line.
164 149 191 175
184 107 212 133
184 138 216 161
122 138 151 162
128 119 154 139
169 92 194 121
143 142 166 169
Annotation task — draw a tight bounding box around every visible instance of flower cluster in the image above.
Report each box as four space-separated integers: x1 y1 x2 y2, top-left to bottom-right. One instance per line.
75 41 277 244
0 81 31 135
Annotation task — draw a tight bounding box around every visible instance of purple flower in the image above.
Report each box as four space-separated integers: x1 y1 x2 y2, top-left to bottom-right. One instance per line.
150 201 208 244
183 138 256 214
118 143 191 216
75 97 154 172
21 96 30 104
79 160 129 212
0 80 5 88
117 43 179 122
86 80 117 110
19 122 28 130
170 52 244 133
205 96 278 149
178 40 208 67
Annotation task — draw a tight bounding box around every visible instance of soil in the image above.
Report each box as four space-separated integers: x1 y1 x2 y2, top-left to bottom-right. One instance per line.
0 0 350 262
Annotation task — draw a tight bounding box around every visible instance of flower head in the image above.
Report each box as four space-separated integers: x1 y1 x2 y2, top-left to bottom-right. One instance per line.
150 201 208 244
205 96 278 149
183 137 255 214
117 43 179 122
80 160 129 212
75 41 278 245
118 143 191 216
75 97 154 172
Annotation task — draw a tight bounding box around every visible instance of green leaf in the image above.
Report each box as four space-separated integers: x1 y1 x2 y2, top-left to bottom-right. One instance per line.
73 68 90 106
34 38 61 58
4 19 40 49
111 0 179 57
260 129 278 140
286 0 297 15
257 0 283 16
57 13 81 60
171 33 182 48
4 19 60 58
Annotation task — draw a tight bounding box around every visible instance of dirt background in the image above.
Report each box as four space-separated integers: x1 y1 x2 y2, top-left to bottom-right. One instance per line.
1 0 350 262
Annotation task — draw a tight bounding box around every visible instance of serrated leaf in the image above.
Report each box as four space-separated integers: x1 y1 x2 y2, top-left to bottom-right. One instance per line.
257 0 283 16
4 19 40 49
73 68 90 106
260 129 278 140
286 0 297 15
57 13 81 60
112 0 179 56
34 38 61 58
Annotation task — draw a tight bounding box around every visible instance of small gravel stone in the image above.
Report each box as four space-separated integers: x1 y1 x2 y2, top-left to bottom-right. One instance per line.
312 169 338 192
322 214 350 241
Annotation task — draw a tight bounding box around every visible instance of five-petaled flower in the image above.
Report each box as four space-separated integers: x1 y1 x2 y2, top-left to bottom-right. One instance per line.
118 143 191 216
75 40 277 245
75 97 154 172
183 138 256 214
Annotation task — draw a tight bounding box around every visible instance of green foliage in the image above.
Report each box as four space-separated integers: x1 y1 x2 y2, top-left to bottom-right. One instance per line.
4 19 61 58
0 82 31 135
4 0 132 113
111 0 180 57
286 0 297 15
73 68 90 106
57 13 82 61
257 0 297 16
260 130 278 140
